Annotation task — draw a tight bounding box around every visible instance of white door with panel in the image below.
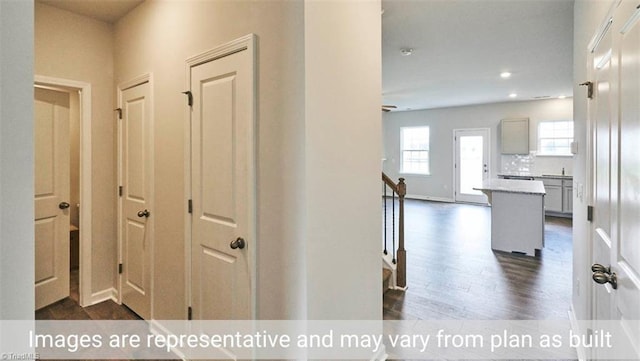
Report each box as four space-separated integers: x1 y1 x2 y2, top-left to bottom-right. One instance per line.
119 81 153 320
189 41 255 321
34 87 71 310
454 129 489 204
588 1 640 358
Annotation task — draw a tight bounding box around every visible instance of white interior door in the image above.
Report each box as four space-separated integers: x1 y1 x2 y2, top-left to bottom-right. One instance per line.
34 87 70 310
589 1 640 358
454 129 489 204
119 80 153 320
190 43 254 321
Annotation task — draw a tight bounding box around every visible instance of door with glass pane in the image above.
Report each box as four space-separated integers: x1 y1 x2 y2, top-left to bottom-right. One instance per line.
454 129 489 204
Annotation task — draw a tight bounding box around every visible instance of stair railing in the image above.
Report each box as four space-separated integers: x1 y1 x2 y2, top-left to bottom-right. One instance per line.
381 172 406 288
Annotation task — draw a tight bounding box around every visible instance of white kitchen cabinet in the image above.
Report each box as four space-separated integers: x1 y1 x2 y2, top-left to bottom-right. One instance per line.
563 181 573 213
541 178 563 213
501 118 529 154
475 179 545 256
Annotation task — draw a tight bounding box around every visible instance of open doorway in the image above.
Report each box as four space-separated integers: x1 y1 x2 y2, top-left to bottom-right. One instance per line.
34 76 92 309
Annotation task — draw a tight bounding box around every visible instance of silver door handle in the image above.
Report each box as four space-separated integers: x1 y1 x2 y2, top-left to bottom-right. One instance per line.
592 263 617 289
137 209 150 218
230 237 245 250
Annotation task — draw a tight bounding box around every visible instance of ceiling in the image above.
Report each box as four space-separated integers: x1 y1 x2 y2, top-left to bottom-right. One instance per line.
382 0 574 111
38 0 575 111
38 0 143 23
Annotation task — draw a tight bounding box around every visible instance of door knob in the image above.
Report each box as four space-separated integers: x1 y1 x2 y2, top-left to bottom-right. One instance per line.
137 209 150 218
592 271 618 289
591 263 617 289
230 237 245 250
591 263 609 273
59 202 70 209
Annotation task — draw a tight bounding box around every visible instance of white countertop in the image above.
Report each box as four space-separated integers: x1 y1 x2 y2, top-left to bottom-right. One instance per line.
474 178 546 195
498 173 573 180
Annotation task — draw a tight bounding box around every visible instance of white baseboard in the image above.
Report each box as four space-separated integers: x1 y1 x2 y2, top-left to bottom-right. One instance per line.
393 285 408 291
405 194 455 203
149 320 188 360
90 287 118 305
370 344 387 361
568 304 587 361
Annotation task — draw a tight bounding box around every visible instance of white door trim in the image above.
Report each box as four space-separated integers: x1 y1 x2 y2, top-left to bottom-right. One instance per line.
184 33 257 319
116 73 154 318
34 75 92 307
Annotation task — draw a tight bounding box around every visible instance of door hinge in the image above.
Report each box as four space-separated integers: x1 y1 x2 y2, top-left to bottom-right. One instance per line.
188 306 193 320
188 199 193 213
587 205 594 222
114 108 122 119
182 91 193 107
579 81 593 99
118 186 123 197
118 263 123 274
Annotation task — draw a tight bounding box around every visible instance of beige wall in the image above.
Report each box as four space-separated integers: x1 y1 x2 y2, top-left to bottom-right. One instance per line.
115 0 382 320
35 2 117 294
115 0 308 320
304 0 382 319
32 0 381 321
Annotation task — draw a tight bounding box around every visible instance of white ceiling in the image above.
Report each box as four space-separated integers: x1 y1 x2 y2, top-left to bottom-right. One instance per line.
38 0 575 111
38 0 143 23
382 0 575 111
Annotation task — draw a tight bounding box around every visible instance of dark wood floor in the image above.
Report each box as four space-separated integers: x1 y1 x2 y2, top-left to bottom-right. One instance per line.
40 200 572 323
36 269 141 321
384 199 573 321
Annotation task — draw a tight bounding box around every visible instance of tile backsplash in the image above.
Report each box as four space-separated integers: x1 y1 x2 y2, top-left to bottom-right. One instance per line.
501 152 573 176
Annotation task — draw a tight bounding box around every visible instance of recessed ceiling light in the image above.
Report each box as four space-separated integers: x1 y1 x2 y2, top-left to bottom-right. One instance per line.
509 93 518 98
401 48 413 56
558 95 567 99
500 72 512 78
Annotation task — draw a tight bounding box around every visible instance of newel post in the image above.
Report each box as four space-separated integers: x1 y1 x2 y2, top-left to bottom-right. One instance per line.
397 178 407 288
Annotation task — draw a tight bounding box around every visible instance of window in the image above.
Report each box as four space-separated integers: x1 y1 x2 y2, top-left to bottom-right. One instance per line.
538 120 573 156
400 126 430 174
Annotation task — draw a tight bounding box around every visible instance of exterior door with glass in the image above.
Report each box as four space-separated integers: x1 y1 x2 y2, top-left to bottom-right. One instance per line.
454 129 490 204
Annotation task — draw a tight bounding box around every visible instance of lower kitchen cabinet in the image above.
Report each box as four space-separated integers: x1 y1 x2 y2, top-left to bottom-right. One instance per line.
563 181 573 214
535 177 572 217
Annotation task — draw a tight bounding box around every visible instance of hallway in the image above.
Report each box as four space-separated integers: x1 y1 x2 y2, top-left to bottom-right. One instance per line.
36 270 140 321
384 200 572 320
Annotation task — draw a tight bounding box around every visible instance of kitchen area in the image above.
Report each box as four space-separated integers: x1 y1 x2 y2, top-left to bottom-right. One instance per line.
476 117 574 256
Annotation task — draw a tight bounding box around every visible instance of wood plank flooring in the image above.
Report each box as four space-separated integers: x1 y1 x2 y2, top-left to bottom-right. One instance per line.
384 199 573 321
36 269 141 321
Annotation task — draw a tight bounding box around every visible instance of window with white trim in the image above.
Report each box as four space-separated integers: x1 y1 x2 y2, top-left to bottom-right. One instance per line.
400 126 430 174
538 120 574 156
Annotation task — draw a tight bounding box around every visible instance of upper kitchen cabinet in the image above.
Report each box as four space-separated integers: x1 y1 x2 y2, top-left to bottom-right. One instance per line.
501 118 529 154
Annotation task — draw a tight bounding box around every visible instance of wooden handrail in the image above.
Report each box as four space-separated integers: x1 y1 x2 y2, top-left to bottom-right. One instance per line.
381 172 407 289
382 173 406 197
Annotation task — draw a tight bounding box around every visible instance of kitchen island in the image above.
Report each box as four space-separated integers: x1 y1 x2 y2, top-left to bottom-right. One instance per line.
474 179 546 256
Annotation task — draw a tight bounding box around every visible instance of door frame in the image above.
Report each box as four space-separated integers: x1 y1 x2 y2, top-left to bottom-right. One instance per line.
116 73 155 316
453 128 490 204
34 75 92 307
184 34 258 319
